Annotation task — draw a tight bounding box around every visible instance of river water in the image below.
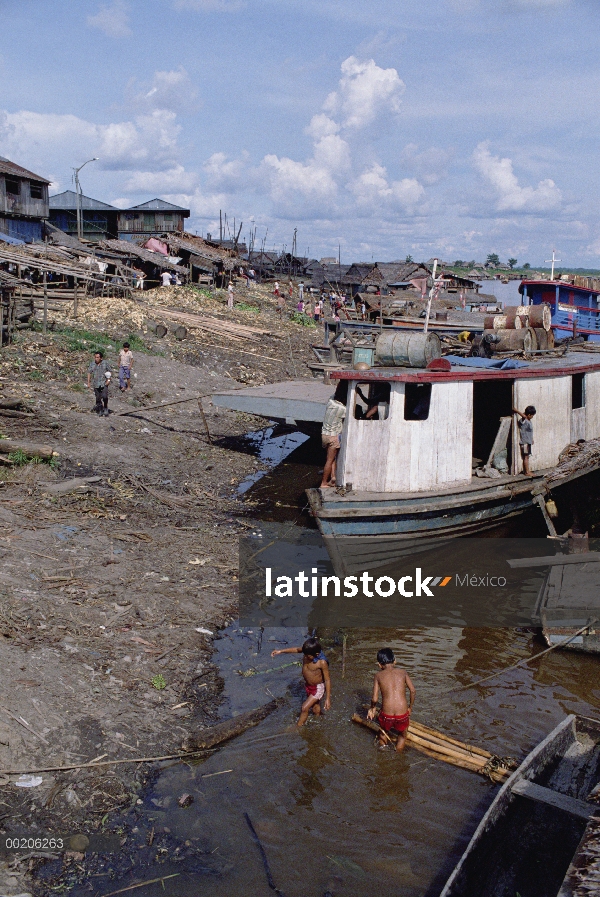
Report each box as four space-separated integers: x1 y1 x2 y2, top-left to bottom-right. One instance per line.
73 430 600 897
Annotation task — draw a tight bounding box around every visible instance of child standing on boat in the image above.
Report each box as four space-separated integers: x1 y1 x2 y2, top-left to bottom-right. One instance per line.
320 380 348 488
367 648 415 752
513 405 536 477
271 637 331 727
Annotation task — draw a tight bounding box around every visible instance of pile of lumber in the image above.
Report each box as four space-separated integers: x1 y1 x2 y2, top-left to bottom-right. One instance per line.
545 436 600 487
352 714 518 783
146 307 272 343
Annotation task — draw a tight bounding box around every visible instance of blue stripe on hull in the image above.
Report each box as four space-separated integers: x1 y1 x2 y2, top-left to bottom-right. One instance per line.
315 493 534 538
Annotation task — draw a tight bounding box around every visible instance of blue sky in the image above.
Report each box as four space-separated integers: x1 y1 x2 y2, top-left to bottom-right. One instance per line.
1 0 599 265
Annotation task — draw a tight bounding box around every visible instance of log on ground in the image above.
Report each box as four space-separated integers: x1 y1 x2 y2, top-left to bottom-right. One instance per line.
182 698 284 752
0 439 55 460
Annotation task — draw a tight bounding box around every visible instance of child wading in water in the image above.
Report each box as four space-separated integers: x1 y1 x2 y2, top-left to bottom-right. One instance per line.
367 647 415 751
513 405 536 477
272 637 331 726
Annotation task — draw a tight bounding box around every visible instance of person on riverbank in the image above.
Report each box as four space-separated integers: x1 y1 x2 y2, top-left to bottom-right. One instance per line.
87 350 112 416
320 380 348 488
271 637 331 727
367 647 415 752
118 342 133 392
513 405 536 477
227 281 234 309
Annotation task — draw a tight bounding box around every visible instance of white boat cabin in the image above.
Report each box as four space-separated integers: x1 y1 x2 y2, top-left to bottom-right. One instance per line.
334 354 600 493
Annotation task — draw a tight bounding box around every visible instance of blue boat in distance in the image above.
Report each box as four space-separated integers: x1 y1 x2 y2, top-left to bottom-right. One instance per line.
520 279 600 341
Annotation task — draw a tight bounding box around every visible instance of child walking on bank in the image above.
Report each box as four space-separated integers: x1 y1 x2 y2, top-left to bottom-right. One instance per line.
272 637 331 727
367 648 415 752
118 342 134 392
513 405 536 477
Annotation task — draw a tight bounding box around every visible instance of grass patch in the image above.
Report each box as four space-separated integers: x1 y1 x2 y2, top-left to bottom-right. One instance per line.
289 311 316 327
235 303 260 312
27 370 45 381
55 327 152 355
7 449 59 470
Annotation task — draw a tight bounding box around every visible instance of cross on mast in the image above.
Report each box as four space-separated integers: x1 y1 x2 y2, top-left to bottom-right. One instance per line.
545 248 562 281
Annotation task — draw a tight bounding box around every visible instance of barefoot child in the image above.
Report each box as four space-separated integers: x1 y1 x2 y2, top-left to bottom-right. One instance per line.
513 405 536 477
271 637 331 727
367 648 415 752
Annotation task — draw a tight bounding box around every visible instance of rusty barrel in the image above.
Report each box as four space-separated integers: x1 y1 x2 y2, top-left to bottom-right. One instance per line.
485 311 523 330
533 327 555 349
528 303 552 331
483 328 534 353
375 331 442 367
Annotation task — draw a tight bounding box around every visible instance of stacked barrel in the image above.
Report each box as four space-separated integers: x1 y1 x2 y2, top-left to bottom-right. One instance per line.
482 304 553 354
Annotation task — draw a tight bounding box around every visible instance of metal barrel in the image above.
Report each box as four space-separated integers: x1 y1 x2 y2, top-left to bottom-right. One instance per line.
375 331 442 367
483 328 534 353
528 303 552 331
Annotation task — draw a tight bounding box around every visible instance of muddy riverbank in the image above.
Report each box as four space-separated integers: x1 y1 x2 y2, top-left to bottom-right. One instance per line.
0 286 320 895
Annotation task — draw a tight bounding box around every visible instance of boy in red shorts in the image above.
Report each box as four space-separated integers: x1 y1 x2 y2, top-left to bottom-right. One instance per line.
367 647 415 752
271 637 331 727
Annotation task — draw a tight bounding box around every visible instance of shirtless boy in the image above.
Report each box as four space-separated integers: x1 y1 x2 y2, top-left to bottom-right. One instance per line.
271 637 331 727
367 647 415 751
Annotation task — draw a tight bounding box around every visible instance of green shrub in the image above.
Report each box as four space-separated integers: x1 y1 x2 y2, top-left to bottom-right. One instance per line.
289 312 316 327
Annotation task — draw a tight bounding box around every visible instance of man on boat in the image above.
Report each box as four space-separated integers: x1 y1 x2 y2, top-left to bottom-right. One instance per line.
513 405 536 477
368 647 415 752
320 380 348 488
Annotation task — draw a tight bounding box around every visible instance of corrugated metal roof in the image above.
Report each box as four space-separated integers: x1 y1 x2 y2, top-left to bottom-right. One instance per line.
49 190 117 212
0 156 51 184
127 198 190 213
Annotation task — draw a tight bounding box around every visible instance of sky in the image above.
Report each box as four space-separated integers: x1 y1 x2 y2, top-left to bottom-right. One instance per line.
1 0 599 266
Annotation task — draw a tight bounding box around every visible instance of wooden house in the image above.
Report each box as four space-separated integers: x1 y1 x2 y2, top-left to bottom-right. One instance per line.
0 156 50 243
49 190 118 242
117 199 190 241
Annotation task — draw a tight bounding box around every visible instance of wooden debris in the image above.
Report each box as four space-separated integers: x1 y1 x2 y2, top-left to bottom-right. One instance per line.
182 698 284 752
0 438 54 460
39 476 102 495
351 714 516 783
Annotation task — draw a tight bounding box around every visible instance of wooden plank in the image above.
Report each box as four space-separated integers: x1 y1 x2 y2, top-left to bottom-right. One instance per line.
486 415 512 468
511 779 599 820
508 553 600 568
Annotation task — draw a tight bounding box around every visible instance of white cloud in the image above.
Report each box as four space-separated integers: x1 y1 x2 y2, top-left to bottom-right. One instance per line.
203 152 249 191
122 165 199 194
350 163 424 212
126 67 200 114
473 141 562 212
305 114 340 140
400 144 452 185
323 56 405 129
87 0 131 39
0 109 181 175
262 154 339 216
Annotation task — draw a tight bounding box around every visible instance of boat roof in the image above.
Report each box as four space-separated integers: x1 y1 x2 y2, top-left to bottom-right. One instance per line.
519 279 600 298
330 349 600 383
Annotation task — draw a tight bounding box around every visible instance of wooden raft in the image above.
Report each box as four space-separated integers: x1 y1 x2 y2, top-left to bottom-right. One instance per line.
352 714 518 783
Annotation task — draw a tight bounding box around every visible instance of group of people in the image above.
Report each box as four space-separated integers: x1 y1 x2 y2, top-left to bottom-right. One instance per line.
86 342 135 416
272 638 415 752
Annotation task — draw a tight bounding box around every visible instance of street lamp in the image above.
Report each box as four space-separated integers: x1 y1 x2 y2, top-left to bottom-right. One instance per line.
73 158 99 241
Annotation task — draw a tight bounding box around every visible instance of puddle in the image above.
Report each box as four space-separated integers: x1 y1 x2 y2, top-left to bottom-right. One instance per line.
236 426 309 495
57 624 600 897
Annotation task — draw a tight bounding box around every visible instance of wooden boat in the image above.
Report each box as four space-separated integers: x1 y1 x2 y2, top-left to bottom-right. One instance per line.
439 715 600 897
531 554 600 655
521 279 600 341
306 350 600 563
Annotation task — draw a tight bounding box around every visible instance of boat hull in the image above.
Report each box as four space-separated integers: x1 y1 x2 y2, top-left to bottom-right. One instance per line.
440 715 600 897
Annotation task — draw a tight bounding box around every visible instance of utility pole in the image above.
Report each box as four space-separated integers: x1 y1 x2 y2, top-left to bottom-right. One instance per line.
73 158 98 241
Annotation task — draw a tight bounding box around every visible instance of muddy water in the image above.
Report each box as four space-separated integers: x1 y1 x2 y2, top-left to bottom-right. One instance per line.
80 625 600 897
77 429 600 897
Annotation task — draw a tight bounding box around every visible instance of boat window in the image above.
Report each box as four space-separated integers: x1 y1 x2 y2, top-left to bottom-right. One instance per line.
354 382 390 420
404 383 432 421
572 373 585 409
